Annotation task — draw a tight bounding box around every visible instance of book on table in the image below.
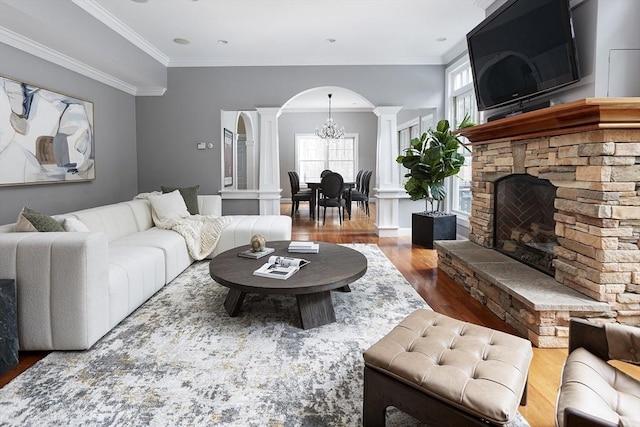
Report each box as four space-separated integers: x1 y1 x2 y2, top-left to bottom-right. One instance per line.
288 241 320 254
238 247 275 259
253 256 310 280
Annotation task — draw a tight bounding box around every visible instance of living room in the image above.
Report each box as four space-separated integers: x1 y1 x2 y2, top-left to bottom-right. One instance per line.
1 0 639 426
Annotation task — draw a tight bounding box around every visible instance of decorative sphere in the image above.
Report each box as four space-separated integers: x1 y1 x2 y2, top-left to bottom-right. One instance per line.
250 234 266 252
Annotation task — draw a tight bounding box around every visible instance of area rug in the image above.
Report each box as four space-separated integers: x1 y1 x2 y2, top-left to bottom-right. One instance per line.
0 244 529 426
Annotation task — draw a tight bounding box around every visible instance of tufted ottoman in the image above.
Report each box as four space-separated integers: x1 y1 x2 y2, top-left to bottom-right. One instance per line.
363 309 533 426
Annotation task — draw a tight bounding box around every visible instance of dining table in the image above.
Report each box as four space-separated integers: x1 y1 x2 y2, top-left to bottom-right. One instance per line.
305 179 356 220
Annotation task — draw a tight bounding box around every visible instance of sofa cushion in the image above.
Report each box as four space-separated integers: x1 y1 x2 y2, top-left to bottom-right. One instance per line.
161 185 199 215
148 190 190 228
15 207 65 232
108 245 166 324
71 202 148 242
110 228 192 282
62 218 90 232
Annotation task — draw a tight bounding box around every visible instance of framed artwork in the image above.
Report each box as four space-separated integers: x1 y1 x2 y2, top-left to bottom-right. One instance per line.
223 128 233 187
0 75 95 186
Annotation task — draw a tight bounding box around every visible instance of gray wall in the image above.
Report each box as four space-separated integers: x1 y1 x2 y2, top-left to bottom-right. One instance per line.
135 65 445 198
0 43 138 225
278 111 378 199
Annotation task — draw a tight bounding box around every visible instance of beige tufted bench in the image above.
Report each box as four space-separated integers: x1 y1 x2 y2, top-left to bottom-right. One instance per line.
363 309 533 426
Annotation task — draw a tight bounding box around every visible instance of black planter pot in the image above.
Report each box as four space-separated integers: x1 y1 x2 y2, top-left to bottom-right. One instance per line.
411 212 457 249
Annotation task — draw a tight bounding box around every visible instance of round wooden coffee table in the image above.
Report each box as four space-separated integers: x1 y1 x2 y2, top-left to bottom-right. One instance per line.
209 241 367 329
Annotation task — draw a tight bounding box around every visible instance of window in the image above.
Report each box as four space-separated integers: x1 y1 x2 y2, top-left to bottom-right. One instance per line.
446 57 478 218
295 134 357 182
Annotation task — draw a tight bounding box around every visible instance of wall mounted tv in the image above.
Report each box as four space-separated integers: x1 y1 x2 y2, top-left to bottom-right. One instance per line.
466 0 580 115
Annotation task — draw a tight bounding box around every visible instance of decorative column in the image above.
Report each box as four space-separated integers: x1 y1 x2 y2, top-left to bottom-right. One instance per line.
373 106 405 237
245 139 257 190
256 108 282 215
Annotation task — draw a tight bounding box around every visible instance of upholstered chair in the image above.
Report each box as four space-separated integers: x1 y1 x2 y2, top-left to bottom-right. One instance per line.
556 318 640 427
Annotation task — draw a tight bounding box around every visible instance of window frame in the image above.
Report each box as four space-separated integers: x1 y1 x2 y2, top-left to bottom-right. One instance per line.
294 133 359 183
444 56 478 227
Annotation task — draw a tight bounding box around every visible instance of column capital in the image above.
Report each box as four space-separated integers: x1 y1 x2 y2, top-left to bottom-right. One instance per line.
256 107 282 118
374 106 403 116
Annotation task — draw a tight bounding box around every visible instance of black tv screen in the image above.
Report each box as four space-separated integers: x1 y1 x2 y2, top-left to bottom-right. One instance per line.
466 0 580 111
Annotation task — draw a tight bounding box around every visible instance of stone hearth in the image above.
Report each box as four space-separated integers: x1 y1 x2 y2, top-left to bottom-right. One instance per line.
438 98 640 348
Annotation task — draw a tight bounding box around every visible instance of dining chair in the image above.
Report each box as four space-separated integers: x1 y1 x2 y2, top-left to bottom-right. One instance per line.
349 170 372 216
288 171 312 217
318 172 346 225
320 169 332 178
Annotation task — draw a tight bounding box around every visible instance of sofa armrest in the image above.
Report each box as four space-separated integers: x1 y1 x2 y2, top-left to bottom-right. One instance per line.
0 232 110 350
209 215 292 258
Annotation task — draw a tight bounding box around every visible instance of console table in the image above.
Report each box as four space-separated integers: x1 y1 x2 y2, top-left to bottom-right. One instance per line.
0 279 18 375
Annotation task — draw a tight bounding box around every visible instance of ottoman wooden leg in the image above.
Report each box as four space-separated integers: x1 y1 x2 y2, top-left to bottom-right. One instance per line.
363 366 388 427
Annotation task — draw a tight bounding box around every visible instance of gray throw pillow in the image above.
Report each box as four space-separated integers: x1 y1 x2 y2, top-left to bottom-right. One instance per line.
161 185 199 215
15 207 65 232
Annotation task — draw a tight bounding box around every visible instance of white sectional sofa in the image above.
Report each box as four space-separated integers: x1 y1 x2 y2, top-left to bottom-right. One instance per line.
0 195 292 351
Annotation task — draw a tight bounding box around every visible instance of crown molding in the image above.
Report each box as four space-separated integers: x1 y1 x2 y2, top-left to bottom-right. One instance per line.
71 0 170 67
167 55 447 67
0 26 139 96
135 87 167 96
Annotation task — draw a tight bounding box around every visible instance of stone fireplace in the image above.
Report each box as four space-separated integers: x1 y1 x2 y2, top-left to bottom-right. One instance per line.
436 98 640 347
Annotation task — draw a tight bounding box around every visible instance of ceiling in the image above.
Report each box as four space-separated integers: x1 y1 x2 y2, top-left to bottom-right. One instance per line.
0 0 492 105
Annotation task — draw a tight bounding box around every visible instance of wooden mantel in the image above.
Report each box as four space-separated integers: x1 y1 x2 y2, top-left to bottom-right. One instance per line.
458 97 640 144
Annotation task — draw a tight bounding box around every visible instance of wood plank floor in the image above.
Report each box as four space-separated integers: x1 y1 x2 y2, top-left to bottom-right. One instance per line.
3 202 637 426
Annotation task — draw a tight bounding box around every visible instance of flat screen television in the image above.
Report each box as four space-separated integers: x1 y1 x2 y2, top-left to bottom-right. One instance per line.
466 0 580 114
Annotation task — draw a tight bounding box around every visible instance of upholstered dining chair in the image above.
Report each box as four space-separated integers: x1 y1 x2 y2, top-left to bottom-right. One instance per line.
288 171 312 217
318 172 346 225
555 318 640 427
349 170 372 216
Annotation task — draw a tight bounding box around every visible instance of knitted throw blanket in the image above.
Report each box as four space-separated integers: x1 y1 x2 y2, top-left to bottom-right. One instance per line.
170 215 232 260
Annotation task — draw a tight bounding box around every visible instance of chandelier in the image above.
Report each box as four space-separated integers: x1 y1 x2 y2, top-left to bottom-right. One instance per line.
315 93 345 141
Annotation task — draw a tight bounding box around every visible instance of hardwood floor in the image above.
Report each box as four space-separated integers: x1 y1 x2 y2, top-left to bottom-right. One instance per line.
0 201 606 426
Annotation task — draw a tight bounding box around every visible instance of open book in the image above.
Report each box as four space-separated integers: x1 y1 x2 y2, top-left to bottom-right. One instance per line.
253 256 310 280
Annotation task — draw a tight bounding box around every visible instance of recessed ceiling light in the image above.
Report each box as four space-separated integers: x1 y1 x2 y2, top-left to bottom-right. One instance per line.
218 40 228 45
173 38 190 45
436 37 447 42
326 38 336 43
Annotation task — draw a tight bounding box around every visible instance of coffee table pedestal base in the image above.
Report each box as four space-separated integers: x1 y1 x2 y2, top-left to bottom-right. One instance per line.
297 291 335 329
224 289 246 317
223 288 337 330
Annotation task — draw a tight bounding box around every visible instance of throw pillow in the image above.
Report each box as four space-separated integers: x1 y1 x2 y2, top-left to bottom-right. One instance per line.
63 217 90 232
148 190 190 228
15 207 65 232
161 185 199 215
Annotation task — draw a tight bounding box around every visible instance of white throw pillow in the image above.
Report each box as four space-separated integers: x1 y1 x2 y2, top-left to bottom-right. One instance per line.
63 217 90 232
148 190 190 228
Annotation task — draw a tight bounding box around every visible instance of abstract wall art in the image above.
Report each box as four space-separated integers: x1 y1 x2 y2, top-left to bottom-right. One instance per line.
0 75 95 186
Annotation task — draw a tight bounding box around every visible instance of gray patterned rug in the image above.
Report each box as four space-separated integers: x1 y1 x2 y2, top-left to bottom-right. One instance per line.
0 244 529 426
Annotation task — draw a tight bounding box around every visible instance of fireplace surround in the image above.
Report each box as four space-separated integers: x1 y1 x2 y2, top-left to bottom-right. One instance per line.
436 98 640 348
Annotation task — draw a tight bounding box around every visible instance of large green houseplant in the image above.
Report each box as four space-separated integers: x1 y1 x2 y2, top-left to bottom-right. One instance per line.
396 116 474 213
396 116 474 248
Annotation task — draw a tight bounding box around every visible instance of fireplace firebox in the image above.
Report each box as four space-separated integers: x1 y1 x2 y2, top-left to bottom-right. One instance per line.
494 174 557 276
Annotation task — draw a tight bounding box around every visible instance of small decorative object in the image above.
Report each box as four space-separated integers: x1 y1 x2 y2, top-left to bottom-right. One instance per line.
250 234 266 252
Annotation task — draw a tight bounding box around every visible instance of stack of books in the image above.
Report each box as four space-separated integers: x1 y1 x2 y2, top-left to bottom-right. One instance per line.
288 241 320 254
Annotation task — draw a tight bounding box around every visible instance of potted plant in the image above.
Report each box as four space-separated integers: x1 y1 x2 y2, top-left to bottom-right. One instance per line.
396 116 474 248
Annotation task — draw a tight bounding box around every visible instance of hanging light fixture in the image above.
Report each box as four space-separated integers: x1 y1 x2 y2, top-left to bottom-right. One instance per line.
315 93 345 141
